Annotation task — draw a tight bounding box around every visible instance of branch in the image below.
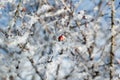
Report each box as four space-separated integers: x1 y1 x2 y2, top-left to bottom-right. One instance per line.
27 57 44 80
110 0 115 80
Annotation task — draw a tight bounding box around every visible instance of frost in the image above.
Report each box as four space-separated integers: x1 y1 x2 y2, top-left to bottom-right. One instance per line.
0 0 119 80
37 4 53 14
7 31 29 47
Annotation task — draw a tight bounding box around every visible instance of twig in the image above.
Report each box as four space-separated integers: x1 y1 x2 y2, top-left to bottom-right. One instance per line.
110 0 115 80
27 57 44 80
55 64 60 80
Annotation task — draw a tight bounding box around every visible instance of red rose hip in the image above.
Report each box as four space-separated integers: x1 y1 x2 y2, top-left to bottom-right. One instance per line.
58 35 65 41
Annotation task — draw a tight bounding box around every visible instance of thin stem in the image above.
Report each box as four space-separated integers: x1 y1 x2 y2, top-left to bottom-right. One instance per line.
110 0 115 80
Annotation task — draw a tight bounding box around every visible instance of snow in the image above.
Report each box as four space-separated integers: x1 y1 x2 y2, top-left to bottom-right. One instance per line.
37 4 53 14
0 0 120 80
6 31 29 47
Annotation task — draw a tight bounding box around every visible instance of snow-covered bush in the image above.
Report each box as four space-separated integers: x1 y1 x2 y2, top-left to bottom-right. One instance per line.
0 0 120 80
